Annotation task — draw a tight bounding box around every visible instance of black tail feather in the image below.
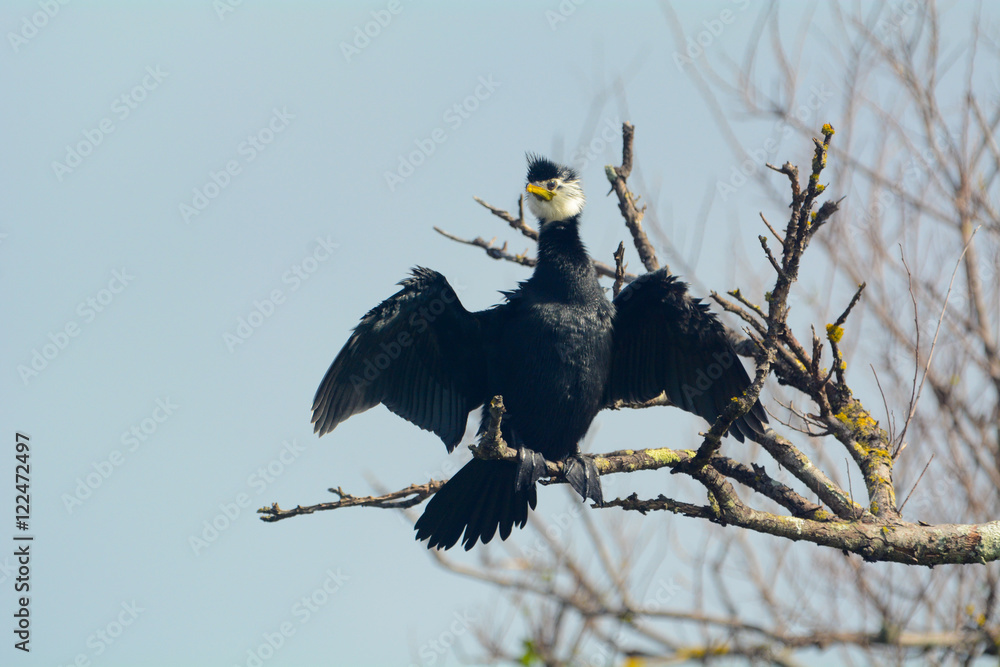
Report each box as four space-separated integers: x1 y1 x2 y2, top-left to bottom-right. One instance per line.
415 458 537 550
732 399 769 443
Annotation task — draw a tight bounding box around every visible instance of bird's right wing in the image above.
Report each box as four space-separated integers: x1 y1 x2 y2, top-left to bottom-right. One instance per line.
605 269 767 442
311 267 488 452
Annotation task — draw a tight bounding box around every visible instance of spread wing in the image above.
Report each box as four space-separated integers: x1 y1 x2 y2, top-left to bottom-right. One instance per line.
605 269 767 442
311 267 488 451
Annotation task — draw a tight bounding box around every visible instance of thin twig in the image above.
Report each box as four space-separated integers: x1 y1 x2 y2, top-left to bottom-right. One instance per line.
895 227 982 454
760 211 785 245
898 454 936 514
473 195 537 240
257 480 446 522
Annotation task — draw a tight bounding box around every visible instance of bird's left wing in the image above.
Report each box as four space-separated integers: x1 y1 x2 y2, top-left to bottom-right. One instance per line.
312 267 488 451
605 269 767 442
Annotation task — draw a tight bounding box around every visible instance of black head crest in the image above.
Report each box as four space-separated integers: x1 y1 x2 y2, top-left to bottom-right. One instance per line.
526 154 578 184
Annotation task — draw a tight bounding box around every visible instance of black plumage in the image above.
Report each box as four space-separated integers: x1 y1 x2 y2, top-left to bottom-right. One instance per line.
311 155 767 550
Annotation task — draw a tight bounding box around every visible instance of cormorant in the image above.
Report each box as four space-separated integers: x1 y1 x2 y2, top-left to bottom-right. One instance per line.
311 155 767 550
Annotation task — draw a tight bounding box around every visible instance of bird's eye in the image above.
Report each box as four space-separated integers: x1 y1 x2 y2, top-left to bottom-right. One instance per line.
548 180 558 190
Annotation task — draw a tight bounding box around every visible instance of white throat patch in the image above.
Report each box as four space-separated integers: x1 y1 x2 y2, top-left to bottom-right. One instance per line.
526 180 586 222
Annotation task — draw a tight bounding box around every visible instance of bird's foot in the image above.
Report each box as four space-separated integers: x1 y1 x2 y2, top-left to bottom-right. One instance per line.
564 454 603 505
515 447 548 492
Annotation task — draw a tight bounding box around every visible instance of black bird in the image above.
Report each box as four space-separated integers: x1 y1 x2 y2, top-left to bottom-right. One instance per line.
311 156 767 550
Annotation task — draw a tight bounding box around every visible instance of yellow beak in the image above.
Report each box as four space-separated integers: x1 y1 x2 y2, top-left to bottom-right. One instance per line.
526 183 555 201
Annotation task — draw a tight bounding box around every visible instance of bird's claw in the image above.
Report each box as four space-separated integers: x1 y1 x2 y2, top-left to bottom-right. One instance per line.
564 454 603 505
516 447 547 492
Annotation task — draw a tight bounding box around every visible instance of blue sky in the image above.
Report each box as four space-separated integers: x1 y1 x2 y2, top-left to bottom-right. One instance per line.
3 2 995 666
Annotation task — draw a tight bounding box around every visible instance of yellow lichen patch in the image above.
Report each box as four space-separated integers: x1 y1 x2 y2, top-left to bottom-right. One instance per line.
639 448 693 471
826 323 844 343
834 402 878 436
810 509 831 521
676 644 730 660
811 151 828 174
822 123 835 136
858 413 879 432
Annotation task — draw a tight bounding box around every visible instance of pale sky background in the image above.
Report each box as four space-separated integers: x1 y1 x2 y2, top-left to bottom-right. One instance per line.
2 2 997 666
